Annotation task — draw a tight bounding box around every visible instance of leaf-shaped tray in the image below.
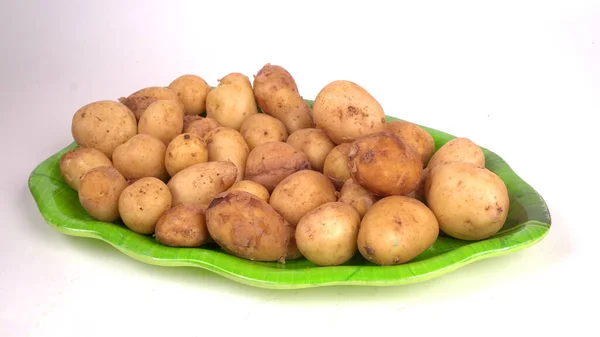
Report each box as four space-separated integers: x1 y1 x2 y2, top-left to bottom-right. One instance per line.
28 106 551 289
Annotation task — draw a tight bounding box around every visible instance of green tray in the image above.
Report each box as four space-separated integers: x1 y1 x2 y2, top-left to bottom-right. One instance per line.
28 102 551 289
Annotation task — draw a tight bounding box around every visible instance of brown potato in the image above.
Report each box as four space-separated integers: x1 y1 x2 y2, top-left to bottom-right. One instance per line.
286 128 335 172
118 177 172 234
60 147 113 191
205 73 258 130
183 117 220 139
244 142 311 192
322 143 352 190
312 80 386 144
227 180 270 203
203 127 249 182
407 167 430 203
183 115 203 129
167 161 238 206
348 132 422 196
138 100 184 146
357 196 439 266
205 190 293 262
385 120 435 166
78 166 128 222
239 113 288 150
338 178 379 219
168 74 211 115
295 202 361 266
427 137 485 169
122 86 184 120
154 203 210 247
71 100 137 159
112 134 169 181
164 133 208 177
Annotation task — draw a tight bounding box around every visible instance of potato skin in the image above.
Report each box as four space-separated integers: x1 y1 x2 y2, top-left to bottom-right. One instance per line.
183 117 220 139
71 100 137 159
122 86 184 120
138 100 184 146
60 147 113 191
168 74 211 115
203 127 249 182
167 161 238 206
427 137 485 169
240 113 288 150
154 203 210 247
164 133 208 177
286 128 335 172
348 132 422 196
183 115 203 129
385 120 435 166
78 166 128 222
358 196 439 266
118 177 172 234
425 161 509 241
112 134 169 181
322 143 352 190
205 190 293 262
338 178 379 219
312 80 386 144
244 142 311 192
205 73 258 130
228 180 270 203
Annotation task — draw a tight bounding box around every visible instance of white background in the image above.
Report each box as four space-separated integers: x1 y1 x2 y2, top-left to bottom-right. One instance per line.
1 0 598 336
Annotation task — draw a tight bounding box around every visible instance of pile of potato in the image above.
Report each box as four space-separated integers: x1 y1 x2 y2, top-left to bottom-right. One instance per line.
60 64 510 267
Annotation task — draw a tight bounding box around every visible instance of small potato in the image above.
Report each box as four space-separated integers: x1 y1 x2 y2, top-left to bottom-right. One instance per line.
427 137 485 169
358 196 439 266
78 166 128 222
165 133 208 177
167 161 238 206
407 167 430 203
322 143 352 190
385 120 435 166
138 100 184 146
203 127 249 182
239 113 288 150
60 147 113 191
425 161 509 241
71 100 137 158
219 72 253 88
155 203 210 247
295 202 361 266
338 178 379 219
205 73 258 130
312 80 386 144
206 190 293 262
122 86 184 120
118 177 172 234
286 128 335 172
269 170 338 226
228 180 270 203
168 74 211 115
245 142 311 192
348 132 422 196
183 117 220 139
112 134 169 181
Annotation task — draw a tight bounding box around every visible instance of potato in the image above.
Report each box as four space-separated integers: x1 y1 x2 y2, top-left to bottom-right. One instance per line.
122 86 184 120
425 161 509 241
348 132 422 196
407 167 430 203
286 128 335 172
78 166 128 222
118 177 172 234
312 80 386 144
112 134 169 181
205 190 293 262
426 137 485 169
252 64 314 133
205 73 258 130
245 142 311 192
60 147 113 191
338 178 379 219
183 115 203 129
228 180 270 203
385 120 435 166
269 170 338 226
203 127 249 182
183 117 220 139
357 196 439 266
239 113 288 150
322 143 352 190
154 203 210 247
167 161 238 206
138 100 184 146
295 202 360 266
168 74 211 115
71 100 137 159
164 133 208 177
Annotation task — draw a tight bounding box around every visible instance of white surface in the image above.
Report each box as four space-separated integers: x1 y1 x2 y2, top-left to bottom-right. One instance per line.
1 0 598 336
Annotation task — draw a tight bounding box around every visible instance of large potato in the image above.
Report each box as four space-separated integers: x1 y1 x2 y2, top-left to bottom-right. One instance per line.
253 64 314 133
286 128 335 172
385 120 435 166
168 74 211 115
71 100 137 159
357 196 439 266
203 127 249 182
338 178 379 219
167 161 238 206
227 180 270 203
154 203 210 247
138 100 184 146
427 137 485 169
425 161 509 241
164 133 208 177
112 134 169 181
312 80 386 144
121 86 184 120
205 73 258 130
239 113 288 150
245 142 311 192
322 143 352 190
295 202 360 266
78 166 128 222
60 147 113 191
206 190 293 262
118 177 172 234
348 132 422 196
183 117 220 139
